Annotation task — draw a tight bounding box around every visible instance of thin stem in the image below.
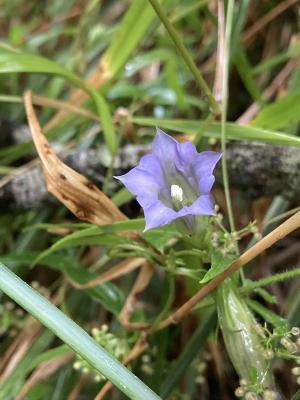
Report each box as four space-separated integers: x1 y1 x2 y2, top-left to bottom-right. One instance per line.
0 263 161 400
221 0 236 234
148 0 220 115
242 267 300 293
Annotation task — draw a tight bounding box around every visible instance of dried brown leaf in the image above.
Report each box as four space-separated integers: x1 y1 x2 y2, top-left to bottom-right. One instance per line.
24 91 126 225
16 353 74 400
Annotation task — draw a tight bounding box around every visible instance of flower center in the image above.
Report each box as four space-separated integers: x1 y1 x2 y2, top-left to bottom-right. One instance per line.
170 184 184 211
171 184 183 202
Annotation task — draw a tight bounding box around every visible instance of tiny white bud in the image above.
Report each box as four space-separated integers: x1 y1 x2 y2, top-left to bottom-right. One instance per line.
235 387 245 397
142 354 151 363
291 327 300 336
171 184 183 202
73 361 81 370
245 392 258 400
94 374 103 382
5 302 14 311
195 376 205 385
292 367 300 375
239 379 248 386
263 390 277 400
263 349 275 360
91 327 100 337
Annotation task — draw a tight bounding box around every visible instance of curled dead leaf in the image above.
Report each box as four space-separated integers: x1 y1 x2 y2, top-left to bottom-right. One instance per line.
24 91 126 225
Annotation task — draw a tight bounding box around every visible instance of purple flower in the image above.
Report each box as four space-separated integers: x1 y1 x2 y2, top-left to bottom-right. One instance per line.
115 129 221 231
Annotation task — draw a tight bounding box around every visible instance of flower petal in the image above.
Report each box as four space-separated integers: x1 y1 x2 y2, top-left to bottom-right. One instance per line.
192 151 222 194
115 154 165 197
177 141 197 165
184 194 215 216
137 196 177 231
152 128 179 169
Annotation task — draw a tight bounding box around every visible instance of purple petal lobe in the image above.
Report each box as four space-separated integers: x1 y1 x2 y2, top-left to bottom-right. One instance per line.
184 194 215 216
115 154 165 197
177 141 197 165
192 151 222 194
137 196 177 231
152 128 179 169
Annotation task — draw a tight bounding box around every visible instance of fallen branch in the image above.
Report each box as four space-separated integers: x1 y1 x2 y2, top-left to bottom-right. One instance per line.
1 140 300 211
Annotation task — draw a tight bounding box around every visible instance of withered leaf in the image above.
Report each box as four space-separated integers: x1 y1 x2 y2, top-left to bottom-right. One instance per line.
24 91 126 225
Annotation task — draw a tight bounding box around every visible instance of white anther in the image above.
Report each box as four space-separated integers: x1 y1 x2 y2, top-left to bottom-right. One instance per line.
171 184 183 202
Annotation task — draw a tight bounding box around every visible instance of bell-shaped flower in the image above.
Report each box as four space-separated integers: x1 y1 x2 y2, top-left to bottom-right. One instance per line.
115 129 221 232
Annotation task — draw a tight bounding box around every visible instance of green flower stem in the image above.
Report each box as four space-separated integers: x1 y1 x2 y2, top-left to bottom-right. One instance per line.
221 0 236 234
148 0 220 115
241 267 300 293
0 263 161 400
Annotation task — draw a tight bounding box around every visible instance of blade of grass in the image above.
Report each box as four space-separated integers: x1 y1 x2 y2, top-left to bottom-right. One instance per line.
220 0 235 233
0 50 117 154
148 0 220 115
0 263 161 400
132 116 300 147
159 311 216 397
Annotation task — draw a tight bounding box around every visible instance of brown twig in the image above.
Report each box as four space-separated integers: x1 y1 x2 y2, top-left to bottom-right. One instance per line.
0 319 42 383
213 0 225 103
118 263 154 330
156 211 300 330
65 258 145 289
16 353 74 400
67 374 89 400
237 58 297 124
241 0 299 45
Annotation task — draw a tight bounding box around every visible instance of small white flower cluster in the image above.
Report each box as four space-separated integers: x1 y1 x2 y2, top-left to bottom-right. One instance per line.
73 325 131 382
141 354 154 375
252 323 300 386
235 379 278 399
292 359 300 385
212 214 262 254
255 323 300 353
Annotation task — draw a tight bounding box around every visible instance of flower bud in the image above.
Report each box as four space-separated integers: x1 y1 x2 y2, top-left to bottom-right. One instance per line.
292 367 300 375
280 337 298 353
291 327 300 336
216 279 273 388
263 349 275 360
235 387 245 397
263 389 278 400
245 392 258 400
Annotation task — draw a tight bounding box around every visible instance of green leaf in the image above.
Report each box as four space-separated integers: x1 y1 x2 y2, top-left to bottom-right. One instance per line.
247 299 288 331
0 263 161 400
200 251 236 283
291 388 300 400
160 311 216 397
132 116 300 147
103 0 171 78
35 219 145 262
66 266 124 315
252 91 300 130
143 226 180 252
234 45 262 102
0 49 116 154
